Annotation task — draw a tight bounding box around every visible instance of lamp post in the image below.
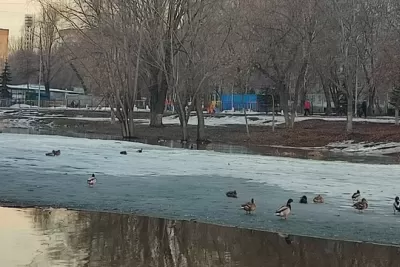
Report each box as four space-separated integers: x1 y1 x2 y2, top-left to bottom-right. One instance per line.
38 26 42 109
354 52 358 116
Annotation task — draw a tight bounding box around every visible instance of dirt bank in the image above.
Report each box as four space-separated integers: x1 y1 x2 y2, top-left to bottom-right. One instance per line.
40 117 400 147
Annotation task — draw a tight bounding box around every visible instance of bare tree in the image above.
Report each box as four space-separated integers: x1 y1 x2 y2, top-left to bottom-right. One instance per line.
38 2 63 96
232 0 324 128
8 49 39 85
329 0 363 132
45 0 147 137
165 0 221 141
357 1 390 116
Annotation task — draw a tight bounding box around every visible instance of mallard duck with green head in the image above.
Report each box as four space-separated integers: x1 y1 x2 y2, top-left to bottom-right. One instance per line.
275 199 293 220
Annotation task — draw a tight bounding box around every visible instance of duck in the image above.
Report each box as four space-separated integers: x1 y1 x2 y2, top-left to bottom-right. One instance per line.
87 174 97 186
313 195 324 204
353 198 368 212
226 190 237 198
240 198 256 214
45 150 61 156
137 149 143 153
275 199 293 220
352 190 361 202
393 196 400 214
299 195 307 204
120 151 127 155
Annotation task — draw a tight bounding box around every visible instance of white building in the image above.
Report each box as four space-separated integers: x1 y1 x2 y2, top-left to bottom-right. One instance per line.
6 84 84 102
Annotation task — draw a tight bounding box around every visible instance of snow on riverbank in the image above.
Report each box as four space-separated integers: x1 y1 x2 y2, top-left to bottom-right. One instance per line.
326 140 400 155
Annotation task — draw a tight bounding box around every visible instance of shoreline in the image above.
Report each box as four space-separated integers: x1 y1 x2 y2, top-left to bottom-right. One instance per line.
1 129 399 164
2 108 400 163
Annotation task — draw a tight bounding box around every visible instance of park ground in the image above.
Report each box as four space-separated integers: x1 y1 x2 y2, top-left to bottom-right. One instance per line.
43 116 400 147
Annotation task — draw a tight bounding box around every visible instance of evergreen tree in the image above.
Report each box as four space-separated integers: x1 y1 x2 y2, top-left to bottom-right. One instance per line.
0 61 12 98
0 60 12 88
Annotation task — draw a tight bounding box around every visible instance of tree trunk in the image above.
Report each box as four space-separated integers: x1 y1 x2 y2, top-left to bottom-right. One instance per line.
69 62 88 93
320 75 332 115
395 107 399 126
330 86 339 113
120 118 135 139
176 105 189 142
121 119 128 138
195 98 206 141
181 120 189 142
279 82 290 127
367 88 375 116
149 74 168 127
324 90 332 115
174 93 190 142
346 91 353 133
244 107 250 138
111 109 116 124
242 92 250 138
45 81 50 99
290 61 308 128
150 112 163 126
289 101 296 128
128 108 134 137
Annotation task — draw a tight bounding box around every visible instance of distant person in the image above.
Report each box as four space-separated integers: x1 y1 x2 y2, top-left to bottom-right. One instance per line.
361 101 367 118
304 100 311 116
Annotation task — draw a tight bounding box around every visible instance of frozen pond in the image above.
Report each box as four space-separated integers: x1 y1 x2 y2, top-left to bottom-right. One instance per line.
1 133 400 245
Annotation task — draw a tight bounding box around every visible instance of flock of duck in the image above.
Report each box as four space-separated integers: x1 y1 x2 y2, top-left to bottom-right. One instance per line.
44 148 144 186
44 148 400 217
227 189 400 219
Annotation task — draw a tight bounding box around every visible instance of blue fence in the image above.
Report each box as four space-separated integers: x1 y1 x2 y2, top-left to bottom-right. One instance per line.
221 94 258 111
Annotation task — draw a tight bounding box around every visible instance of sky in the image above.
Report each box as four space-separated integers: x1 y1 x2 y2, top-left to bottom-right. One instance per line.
0 0 40 38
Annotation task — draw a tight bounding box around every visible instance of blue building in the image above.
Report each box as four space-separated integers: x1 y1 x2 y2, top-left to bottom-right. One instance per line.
221 94 258 111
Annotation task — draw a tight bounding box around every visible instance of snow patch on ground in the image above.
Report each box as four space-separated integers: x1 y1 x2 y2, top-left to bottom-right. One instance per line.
9 104 37 109
0 119 35 129
61 117 148 123
4 105 151 112
161 114 398 127
326 141 400 155
64 116 113 122
162 115 277 126
221 110 266 115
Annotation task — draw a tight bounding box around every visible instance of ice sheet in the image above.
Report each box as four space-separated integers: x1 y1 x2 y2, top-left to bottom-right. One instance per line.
0 133 398 211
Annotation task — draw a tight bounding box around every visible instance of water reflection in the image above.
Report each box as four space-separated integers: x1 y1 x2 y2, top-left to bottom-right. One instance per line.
1 207 399 267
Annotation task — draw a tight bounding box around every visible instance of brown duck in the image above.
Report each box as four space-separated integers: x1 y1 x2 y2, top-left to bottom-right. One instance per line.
241 198 256 214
